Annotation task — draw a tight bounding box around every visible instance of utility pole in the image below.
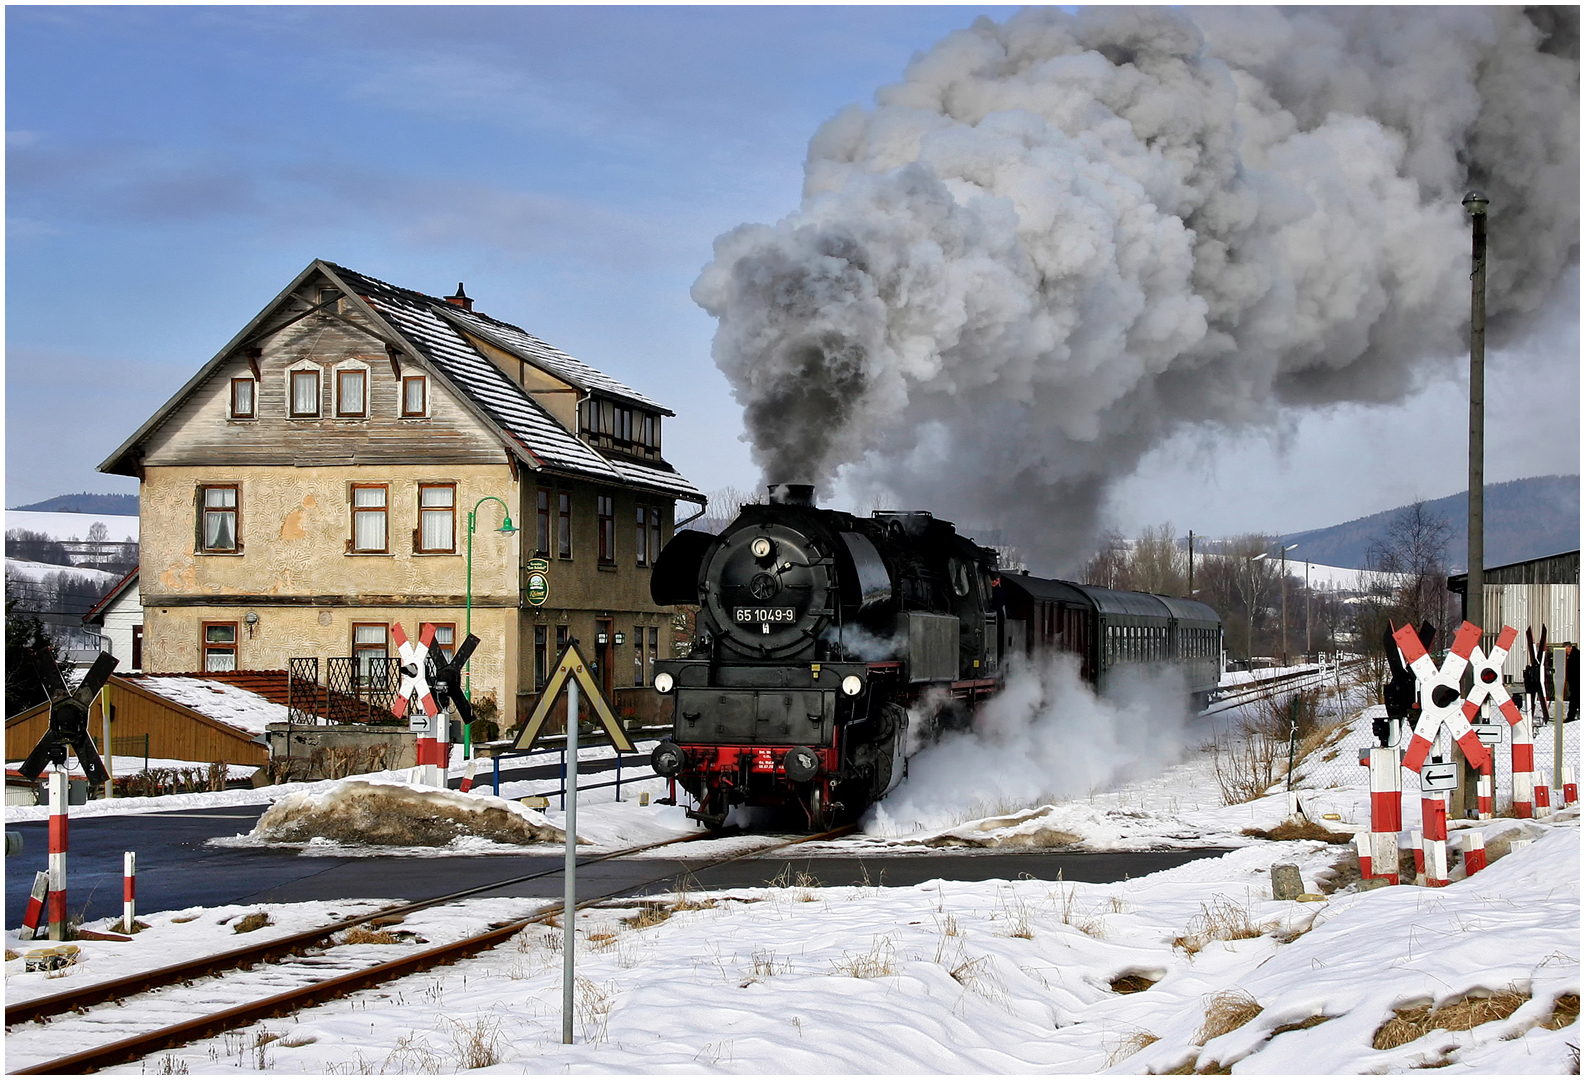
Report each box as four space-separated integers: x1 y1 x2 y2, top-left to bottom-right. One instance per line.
1458 190 1488 819
1187 530 1194 595
1305 561 1312 660
1279 544 1297 667
1463 191 1488 637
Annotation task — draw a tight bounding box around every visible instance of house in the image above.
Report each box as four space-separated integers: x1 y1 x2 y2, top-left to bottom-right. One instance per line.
5 673 273 773
82 568 143 672
98 261 704 733
1448 550 1579 685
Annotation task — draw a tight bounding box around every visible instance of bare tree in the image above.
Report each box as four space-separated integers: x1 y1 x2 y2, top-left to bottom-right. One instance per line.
1367 499 1454 650
1130 522 1187 596
1081 529 1130 590
689 485 759 535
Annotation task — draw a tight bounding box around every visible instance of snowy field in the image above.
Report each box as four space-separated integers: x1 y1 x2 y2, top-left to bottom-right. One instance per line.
6 658 1578 1073
5 509 139 541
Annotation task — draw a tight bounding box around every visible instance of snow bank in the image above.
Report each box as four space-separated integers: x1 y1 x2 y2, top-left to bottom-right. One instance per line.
251 780 569 847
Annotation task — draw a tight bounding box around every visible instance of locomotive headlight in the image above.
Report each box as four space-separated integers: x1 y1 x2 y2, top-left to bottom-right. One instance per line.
841 675 864 697
653 672 675 694
750 536 773 559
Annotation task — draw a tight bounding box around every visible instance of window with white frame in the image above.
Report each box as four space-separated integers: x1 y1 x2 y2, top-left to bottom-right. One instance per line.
288 366 321 417
336 366 368 417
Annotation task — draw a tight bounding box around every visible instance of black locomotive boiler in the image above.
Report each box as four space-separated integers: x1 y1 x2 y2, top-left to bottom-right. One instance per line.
647 485 1221 829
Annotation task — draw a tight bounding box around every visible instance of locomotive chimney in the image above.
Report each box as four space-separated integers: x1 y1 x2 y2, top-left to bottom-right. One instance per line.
767 483 815 507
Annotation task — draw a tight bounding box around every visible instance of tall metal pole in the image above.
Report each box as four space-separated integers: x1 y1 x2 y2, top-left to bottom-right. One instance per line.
562 670 579 1045
1187 530 1194 595
1463 191 1488 637
1280 547 1289 667
1305 562 1312 660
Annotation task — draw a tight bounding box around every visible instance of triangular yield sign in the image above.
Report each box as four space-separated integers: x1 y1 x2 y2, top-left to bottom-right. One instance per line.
511 642 635 753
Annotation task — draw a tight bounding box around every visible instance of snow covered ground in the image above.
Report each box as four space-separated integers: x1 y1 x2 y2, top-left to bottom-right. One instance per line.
3 557 123 584
5 509 139 542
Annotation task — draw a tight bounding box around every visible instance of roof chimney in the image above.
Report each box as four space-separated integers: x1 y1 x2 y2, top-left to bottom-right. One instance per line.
445 283 473 311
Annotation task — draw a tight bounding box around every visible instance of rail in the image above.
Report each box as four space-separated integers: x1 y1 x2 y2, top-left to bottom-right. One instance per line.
1203 657 1363 716
12 823 854 1074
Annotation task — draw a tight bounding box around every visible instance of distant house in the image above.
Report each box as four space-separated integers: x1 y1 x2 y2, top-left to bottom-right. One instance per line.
1448 550 1580 683
98 260 705 732
5 672 275 771
82 568 142 672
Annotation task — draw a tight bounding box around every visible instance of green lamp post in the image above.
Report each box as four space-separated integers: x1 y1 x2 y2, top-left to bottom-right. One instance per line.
465 495 518 759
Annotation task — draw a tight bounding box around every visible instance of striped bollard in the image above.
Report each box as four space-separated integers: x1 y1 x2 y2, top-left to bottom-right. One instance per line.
1421 796 1450 888
458 756 479 794
1410 829 1425 882
48 766 68 940
1511 713 1535 818
1367 746 1402 884
1535 775 1551 814
1563 764 1577 807
123 852 137 933
1476 758 1494 820
1462 831 1487 876
21 871 49 939
1354 833 1372 878
436 710 451 775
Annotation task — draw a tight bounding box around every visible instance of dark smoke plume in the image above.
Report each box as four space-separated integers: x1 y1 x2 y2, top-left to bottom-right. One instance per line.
693 6 1579 571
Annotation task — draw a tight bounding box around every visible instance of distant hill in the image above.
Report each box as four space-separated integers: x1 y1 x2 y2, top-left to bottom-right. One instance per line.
9 493 139 515
1280 475 1579 571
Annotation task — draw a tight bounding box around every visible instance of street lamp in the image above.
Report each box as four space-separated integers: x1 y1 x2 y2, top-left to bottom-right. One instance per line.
1279 543 1298 668
465 495 518 759
1247 553 1268 661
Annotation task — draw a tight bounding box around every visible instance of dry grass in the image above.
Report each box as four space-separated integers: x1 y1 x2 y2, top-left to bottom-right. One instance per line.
1196 990 1263 1044
1270 1014 1334 1037
4 950 19 962
832 937 897 979
1106 1030 1160 1067
233 912 272 934
1373 987 1530 1050
1540 993 1580 1031
1241 821 1353 844
339 927 401 946
622 902 672 930
447 1015 504 1069
277 1033 318 1048
576 977 615 1045
1211 729 1281 805
1111 973 1160 994
587 930 621 952
1173 898 1267 955
171 914 199 924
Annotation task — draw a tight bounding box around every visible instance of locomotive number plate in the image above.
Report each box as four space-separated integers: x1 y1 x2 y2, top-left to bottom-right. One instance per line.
735 607 796 624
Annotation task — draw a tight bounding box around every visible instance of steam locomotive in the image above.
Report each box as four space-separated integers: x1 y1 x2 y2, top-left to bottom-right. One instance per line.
647 485 1222 829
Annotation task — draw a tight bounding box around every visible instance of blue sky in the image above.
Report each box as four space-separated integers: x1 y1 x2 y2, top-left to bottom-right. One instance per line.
6 6 1578 542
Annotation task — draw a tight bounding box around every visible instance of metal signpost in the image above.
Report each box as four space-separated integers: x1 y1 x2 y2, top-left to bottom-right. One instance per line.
513 642 634 1045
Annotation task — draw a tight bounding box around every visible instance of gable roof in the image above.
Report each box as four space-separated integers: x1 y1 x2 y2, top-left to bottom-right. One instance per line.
100 260 704 504
82 567 139 626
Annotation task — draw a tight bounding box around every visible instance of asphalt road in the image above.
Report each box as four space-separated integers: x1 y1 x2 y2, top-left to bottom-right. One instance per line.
5 807 1228 926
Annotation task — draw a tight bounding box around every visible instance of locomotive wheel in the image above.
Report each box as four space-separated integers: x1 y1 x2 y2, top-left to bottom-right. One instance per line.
803 784 834 832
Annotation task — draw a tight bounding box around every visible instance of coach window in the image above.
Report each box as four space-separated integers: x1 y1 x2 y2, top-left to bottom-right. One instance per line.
230 377 256 419
202 622 238 672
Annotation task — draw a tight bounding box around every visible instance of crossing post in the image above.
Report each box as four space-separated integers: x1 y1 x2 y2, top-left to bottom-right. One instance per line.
48 765 68 940
123 851 137 932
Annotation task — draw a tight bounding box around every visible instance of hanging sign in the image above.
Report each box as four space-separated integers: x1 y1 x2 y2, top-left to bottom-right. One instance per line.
525 558 551 608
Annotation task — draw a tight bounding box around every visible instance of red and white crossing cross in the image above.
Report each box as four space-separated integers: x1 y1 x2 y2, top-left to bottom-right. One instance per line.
1392 621 1491 774
1460 624 1523 727
390 622 440 720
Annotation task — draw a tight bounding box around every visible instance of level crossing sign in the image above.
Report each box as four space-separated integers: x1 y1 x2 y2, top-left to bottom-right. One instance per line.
512 642 634 754
1392 621 1491 774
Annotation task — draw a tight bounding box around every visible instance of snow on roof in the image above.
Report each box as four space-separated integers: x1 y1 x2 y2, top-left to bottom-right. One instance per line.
324 264 703 503
5 510 139 542
134 677 286 735
441 306 670 413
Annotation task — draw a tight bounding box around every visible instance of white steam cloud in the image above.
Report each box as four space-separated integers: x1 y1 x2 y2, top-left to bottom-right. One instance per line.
865 653 1194 835
694 7 1579 569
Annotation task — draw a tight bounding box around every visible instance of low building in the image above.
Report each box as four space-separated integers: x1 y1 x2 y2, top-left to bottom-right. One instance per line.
81 568 143 672
1448 550 1580 684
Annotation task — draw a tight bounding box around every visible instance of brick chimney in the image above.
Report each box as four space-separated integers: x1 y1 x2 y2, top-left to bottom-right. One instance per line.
445 283 473 311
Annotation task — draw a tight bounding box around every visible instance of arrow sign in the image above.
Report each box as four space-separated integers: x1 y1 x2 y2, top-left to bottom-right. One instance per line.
1420 763 1458 791
512 642 634 754
1472 723 1506 746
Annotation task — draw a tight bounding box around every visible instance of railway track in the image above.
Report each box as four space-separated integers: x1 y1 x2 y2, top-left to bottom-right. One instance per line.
1203 658 1363 715
9 824 854 1075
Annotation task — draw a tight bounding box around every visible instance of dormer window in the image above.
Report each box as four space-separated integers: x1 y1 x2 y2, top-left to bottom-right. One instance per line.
336 366 367 417
289 367 321 418
578 396 662 459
